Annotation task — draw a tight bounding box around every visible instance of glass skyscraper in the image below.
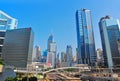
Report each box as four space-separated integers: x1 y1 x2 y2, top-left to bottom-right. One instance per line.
99 16 120 68
76 9 96 66
47 34 53 51
0 10 17 57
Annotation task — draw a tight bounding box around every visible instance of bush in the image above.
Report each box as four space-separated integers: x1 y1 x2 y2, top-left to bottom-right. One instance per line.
5 77 16 81
22 76 37 81
0 58 5 65
29 77 37 81
22 77 27 81
64 68 75 72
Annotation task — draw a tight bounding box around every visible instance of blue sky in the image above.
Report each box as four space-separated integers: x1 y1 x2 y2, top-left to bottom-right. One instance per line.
0 0 120 55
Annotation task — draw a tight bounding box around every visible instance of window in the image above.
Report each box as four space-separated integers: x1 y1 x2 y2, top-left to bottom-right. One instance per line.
0 32 5 37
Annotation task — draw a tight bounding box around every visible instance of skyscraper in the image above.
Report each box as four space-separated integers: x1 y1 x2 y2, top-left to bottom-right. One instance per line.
2 28 34 68
47 34 56 68
76 9 96 66
61 52 66 62
99 16 120 68
47 34 53 51
66 45 73 62
32 45 41 62
0 10 17 57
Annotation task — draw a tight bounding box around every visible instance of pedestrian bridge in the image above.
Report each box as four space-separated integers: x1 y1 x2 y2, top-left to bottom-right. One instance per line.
14 66 90 74
43 66 90 74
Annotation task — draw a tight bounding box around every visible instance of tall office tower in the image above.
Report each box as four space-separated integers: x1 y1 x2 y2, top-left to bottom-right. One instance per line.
0 10 18 57
47 34 53 51
2 28 34 68
47 34 56 68
32 45 41 62
76 9 96 66
66 45 73 62
99 16 120 68
61 52 66 62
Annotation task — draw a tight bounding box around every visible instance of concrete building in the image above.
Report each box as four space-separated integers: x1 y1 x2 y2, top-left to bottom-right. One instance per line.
46 34 56 68
2 28 34 68
32 45 41 62
47 51 55 67
0 10 17 57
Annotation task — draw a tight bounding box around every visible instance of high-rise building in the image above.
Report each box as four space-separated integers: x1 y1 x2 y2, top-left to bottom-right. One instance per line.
47 34 53 51
47 52 55 67
66 45 73 62
2 28 34 68
56 53 61 68
47 34 56 68
99 16 120 68
41 49 48 63
32 45 41 62
61 52 66 62
43 49 48 57
0 10 17 57
76 9 96 65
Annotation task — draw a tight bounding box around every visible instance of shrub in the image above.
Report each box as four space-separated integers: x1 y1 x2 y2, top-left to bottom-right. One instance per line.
5 77 16 81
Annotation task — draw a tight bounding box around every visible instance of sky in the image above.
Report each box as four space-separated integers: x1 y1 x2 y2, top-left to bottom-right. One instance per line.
0 0 120 55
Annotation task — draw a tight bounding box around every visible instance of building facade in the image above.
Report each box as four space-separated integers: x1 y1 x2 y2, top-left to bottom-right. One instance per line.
32 45 41 62
47 34 56 68
76 9 96 65
2 28 34 68
41 49 48 63
99 16 120 68
47 34 53 52
61 52 66 62
66 45 73 62
0 10 17 57
96 48 104 67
